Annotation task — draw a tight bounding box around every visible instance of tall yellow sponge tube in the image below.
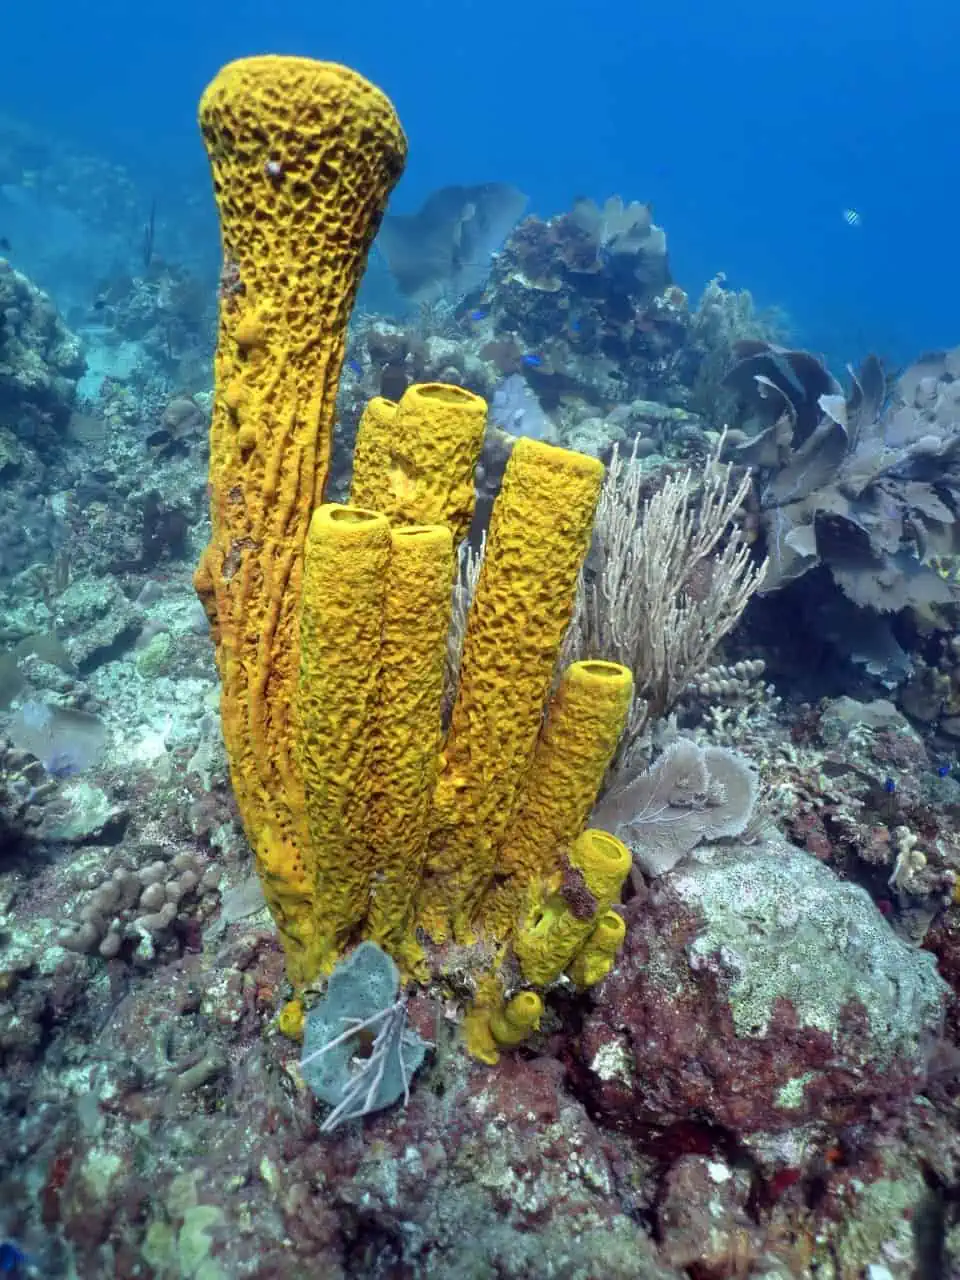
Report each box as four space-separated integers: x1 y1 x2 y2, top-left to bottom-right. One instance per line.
420 438 605 940
366 524 455 971
297 505 392 976
479 659 634 938
350 395 398 516
194 56 406 982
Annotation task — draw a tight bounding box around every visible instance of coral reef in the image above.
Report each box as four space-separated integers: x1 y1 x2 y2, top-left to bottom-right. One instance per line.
58 848 220 962
726 343 960 608
4 48 960 1280
575 836 947 1172
0 255 84 450
84 262 215 390
339 218 743 477
476 197 686 412
300 941 430 1131
592 737 759 877
335 226 777 486
725 343 960 692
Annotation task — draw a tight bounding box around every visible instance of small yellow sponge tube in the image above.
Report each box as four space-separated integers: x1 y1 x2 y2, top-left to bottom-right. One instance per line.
462 973 509 1066
513 829 632 987
366 524 455 971
567 910 627 989
489 991 544 1048
296 505 392 975
351 383 488 544
479 659 633 938
421 439 605 940
350 395 398 516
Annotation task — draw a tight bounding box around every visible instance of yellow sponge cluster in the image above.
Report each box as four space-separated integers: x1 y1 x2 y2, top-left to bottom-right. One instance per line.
417 442 619 942
296 503 455 977
291 412 630 981
513 829 633 986
194 56 634 1052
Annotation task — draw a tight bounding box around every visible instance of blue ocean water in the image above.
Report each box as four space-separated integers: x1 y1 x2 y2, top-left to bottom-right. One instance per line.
1 0 956 367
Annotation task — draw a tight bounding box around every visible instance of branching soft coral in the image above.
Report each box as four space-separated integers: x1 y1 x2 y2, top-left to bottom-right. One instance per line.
564 435 766 774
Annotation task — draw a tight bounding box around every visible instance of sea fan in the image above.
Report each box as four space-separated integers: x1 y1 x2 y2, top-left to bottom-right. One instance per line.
591 739 758 879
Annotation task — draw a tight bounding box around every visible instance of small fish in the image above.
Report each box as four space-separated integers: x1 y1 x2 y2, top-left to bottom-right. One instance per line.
883 777 896 794
0 237 10 253
842 208 861 227
0 1240 30 1273
938 763 952 778
520 353 543 369
345 358 362 377
467 307 487 322
92 297 107 311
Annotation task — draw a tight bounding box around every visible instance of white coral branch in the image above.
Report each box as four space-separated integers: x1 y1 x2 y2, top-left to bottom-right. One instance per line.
564 434 767 770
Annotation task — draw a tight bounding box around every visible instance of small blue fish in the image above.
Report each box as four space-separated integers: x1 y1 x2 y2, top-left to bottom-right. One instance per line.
345 358 362 377
938 763 952 778
520 353 543 369
0 1241 30 1273
883 777 896 794
467 307 487 321
569 318 581 333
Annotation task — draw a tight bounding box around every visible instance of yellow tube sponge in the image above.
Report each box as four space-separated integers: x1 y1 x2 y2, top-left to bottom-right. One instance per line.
513 829 631 987
462 974 507 1066
567 910 627 989
489 991 544 1048
479 659 633 938
365 524 455 971
296 505 392 975
278 998 305 1042
194 56 406 980
349 395 398 514
420 439 604 941
351 383 488 544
